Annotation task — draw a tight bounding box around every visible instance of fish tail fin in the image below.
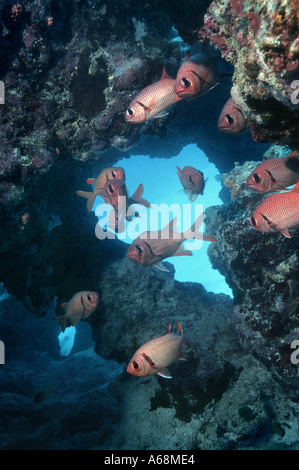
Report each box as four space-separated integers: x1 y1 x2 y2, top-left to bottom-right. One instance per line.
176 321 192 349
130 183 152 208
52 315 67 333
75 190 97 212
183 212 217 242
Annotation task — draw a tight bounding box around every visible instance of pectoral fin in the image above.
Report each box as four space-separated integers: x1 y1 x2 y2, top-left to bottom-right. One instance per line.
153 263 170 272
281 229 291 238
153 111 169 118
157 368 172 379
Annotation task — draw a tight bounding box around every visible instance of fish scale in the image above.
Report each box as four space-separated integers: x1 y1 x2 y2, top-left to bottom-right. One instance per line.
138 332 183 367
135 78 180 115
251 183 299 237
127 322 188 378
247 152 299 192
259 193 299 226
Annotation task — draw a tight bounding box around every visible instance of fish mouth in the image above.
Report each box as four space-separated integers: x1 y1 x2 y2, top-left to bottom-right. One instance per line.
246 181 262 192
175 89 192 98
218 125 236 134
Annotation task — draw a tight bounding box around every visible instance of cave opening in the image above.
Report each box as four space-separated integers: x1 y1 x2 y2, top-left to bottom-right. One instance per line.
93 143 233 298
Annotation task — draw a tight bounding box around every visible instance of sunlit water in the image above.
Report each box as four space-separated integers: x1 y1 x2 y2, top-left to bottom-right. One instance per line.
94 144 232 297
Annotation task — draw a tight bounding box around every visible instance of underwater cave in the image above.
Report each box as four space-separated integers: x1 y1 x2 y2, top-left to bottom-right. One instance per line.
0 0 298 453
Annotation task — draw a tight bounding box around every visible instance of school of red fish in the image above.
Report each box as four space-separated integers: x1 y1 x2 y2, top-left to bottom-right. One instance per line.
61 48 299 381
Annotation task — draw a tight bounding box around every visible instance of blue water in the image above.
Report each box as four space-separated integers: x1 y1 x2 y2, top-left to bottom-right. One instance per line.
94 144 232 297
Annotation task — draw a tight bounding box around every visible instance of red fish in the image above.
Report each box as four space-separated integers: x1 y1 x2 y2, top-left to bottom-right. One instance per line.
125 67 182 123
127 213 216 271
217 97 252 135
174 52 220 99
246 151 299 193
103 180 151 233
249 181 299 238
76 167 125 212
177 165 205 202
53 291 99 332
127 322 190 378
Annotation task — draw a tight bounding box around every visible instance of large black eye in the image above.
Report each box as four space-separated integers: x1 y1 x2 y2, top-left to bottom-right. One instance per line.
181 77 191 88
225 114 234 124
250 217 257 226
127 108 134 116
133 361 139 370
112 170 116 178
108 184 114 194
136 245 143 255
87 294 92 301
253 173 261 183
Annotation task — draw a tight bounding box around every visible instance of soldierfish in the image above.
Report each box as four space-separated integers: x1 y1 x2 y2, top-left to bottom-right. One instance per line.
127 322 190 379
174 52 220 99
218 97 252 135
103 179 151 232
246 151 299 193
249 181 299 238
76 167 125 212
177 165 205 202
125 67 182 123
53 291 99 332
127 213 216 271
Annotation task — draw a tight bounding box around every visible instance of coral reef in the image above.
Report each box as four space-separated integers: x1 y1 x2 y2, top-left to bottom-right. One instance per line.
1 271 299 450
0 0 299 450
0 0 267 314
205 145 299 387
197 0 299 149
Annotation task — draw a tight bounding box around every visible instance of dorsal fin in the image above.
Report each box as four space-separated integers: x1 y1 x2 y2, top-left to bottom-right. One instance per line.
161 65 172 80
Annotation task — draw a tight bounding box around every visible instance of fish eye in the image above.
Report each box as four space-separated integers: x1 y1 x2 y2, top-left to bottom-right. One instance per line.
108 184 114 194
87 294 92 301
136 245 143 255
225 114 234 125
253 173 261 183
133 361 140 370
188 175 194 184
111 170 116 178
250 217 257 226
127 108 134 116
181 77 191 88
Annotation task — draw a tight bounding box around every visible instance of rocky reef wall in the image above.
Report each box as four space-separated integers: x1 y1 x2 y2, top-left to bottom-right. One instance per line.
0 0 299 450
